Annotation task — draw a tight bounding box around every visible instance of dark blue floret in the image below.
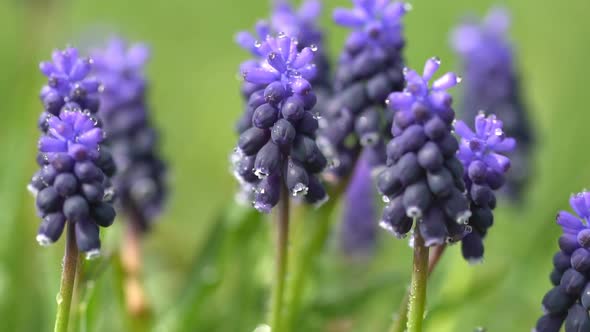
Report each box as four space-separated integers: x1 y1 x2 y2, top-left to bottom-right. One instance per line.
452 7 534 200
91 38 167 232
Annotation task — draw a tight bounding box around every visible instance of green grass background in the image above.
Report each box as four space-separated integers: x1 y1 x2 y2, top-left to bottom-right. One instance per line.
1 0 589 331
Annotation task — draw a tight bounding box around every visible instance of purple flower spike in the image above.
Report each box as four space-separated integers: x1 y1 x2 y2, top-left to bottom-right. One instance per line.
452 7 534 200
377 58 471 248
455 113 515 263
340 151 377 258
31 47 117 257
39 47 100 116
318 0 407 181
232 34 327 213
92 38 167 232
535 191 590 331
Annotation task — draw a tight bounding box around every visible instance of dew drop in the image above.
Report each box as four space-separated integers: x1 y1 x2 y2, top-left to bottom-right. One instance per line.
85 249 101 260
382 195 390 203
404 3 413 11
406 206 422 218
291 183 309 197
456 75 463 84
431 56 441 65
56 293 63 305
310 44 318 52
254 40 262 48
36 234 52 247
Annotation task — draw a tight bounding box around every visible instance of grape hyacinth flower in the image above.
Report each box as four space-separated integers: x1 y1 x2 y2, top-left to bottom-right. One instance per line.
455 113 515 263
340 150 377 257
92 38 167 232
534 192 590 331
317 0 408 178
235 0 330 133
232 34 328 213
377 58 471 245
30 47 116 258
452 7 533 200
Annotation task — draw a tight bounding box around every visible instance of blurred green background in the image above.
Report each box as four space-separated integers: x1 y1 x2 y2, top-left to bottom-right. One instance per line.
1 0 589 331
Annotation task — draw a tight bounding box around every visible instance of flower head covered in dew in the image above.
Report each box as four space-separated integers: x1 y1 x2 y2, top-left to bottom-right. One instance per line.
317 0 408 180
534 192 590 332
376 58 471 247
92 38 168 232
452 7 534 200
30 47 117 259
234 0 330 133
232 34 328 213
455 113 515 263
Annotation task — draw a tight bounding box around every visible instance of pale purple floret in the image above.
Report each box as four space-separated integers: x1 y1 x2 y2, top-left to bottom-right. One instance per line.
455 114 515 174
535 192 590 331
333 0 408 51
39 110 104 161
39 47 100 115
92 38 149 110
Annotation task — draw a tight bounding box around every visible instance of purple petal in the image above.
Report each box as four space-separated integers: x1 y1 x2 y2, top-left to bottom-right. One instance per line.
333 8 365 27
268 52 287 73
432 72 461 91
235 31 256 52
484 152 510 173
255 20 270 40
127 43 150 69
68 143 89 161
484 7 510 37
293 47 314 68
39 137 67 152
422 57 441 81
69 58 91 81
244 68 279 84
454 121 476 140
475 114 487 135
493 137 516 152
571 193 590 219
277 35 292 61
78 128 104 146
298 64 317 80
40 61 55 76
387 92 414 111
383 2 408 21
557 211 585 233
299 0 321 20
451 25 481 55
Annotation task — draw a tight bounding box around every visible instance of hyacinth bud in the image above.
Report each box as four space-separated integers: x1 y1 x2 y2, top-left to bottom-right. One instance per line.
452 7 534 200
377 58 469 245
316 0 407 181
31 47 117 257
232 34 327 213
92 38 167 232
455 113 515 262
535 191 590 331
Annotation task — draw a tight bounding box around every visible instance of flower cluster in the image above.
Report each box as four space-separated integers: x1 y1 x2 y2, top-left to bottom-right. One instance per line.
92 38 167 232
455 113 515 262
233 35 328 213
535 192 590 331
452 7 533 199
317 0 408 178
377 58 470 245
235 0 330 132
30 47 116 258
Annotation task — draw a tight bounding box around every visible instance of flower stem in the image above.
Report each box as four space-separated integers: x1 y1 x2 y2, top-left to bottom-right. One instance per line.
269 185 290 332
54 222 79 332
121 220 151 318
406 230 430 332
388 245 446 332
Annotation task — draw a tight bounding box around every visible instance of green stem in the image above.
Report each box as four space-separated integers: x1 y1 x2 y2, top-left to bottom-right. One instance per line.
54 223 79 332
389 245 446 332
269 185 290 332
406 230 429 332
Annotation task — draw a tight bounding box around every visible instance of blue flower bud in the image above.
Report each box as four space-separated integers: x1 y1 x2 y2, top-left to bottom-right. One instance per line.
37 212 66 245
271 119 296 148
75 220 100 255
571 248 590 272
264 81 287 105
426 168 454 198
54 173 78 197
284 158 309 197
565 304 590 331
420 207 448 247
417 141 444 171
92 202 116 227
281 97 305 121
253 103 279 128
239 127 270 155
560 269 587 296
254 141 282 178
36 187 61 213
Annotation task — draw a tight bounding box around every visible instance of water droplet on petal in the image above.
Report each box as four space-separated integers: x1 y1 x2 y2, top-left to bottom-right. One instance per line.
310 44 318 52
291 183 309 197
85 249 101 260
431 56 441 65
456 75 463 84
36 234 52 247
